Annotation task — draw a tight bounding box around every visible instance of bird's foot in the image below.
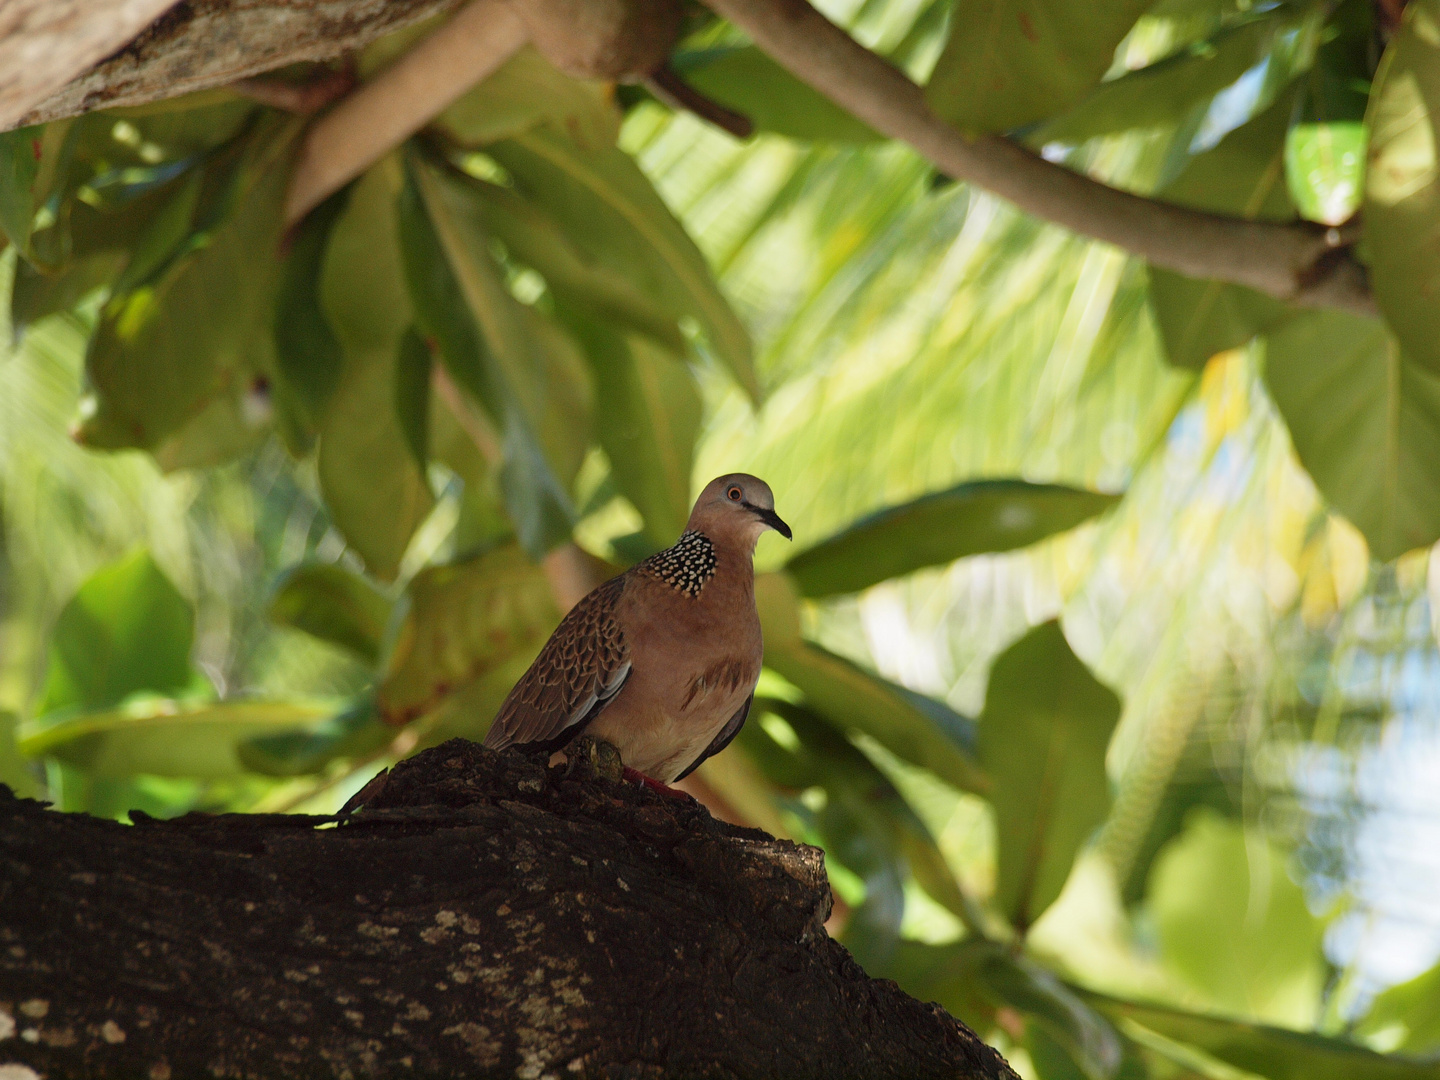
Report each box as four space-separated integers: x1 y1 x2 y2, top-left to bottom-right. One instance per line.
561 734 626 784
622 767 690 800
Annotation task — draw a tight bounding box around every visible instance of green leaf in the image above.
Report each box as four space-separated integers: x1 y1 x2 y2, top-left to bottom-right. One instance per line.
320 156 413 357
570 317 701 546
1364 0 1440 376
148 375 273 472
1146 811 1324 1025
1038 12 1298 145
488 126 759 400
273 185 349 434
1357 962 1440 1057
76 117 301 450
678 47 880 142
980 620 1121 931
19 699 332 779
268 562 394 665
0 125 43 253
238 699 395 777
378 544 558 724
1148 269 1290 370
784 480 1119 598
9 250 125 337
434 44 619 150
926 0 1151 134
757 573 989 795
1085 991 1440 1080
1264 310 1440 560
1286 121 1368 225
407 158 592 556
36 549 200 718
395 326 434 474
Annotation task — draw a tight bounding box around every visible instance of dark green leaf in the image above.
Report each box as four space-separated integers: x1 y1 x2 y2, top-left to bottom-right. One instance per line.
1085 990 1440 1080
238 699 394 777
9 250 124 337
268 562 394 664
757 573 989 795
1148 269 1290 370
980 620 1121 931
1364 0 1440 375
395 327 433 474
785 480 1119 598
926 0 1151 134
678 47 880 142
378 544 557 724
1264 311 1440 560
36 549 202 719
273 184 349 432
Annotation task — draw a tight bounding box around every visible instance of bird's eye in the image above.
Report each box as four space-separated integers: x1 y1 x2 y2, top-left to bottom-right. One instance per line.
727 486 743 501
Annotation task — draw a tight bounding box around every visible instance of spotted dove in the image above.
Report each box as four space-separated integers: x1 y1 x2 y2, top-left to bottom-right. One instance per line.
483 474 791 783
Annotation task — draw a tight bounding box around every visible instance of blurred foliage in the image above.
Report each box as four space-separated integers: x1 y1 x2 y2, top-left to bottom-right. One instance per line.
4 0 1440 1078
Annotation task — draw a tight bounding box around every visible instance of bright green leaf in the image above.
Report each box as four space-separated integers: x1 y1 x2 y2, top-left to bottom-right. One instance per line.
1264 310 1440 560
1357 962 1440 1057
20 699 331 779
785 480 1119 598
980 619 1121 931
488 127 759 400
378 544 557 724
1364 0 1440 375
679 47 881 142
1286 121 1368 225
926 0 1151 134
268 562 394 664
36 549 200 718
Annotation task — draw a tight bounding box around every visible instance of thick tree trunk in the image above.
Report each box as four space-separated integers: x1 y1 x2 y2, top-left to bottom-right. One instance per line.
0 739 1017 1080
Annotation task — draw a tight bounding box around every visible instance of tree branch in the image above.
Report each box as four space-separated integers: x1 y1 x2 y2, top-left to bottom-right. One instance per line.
0 740 1019 1080
704 0 1377 315
6 0 465 132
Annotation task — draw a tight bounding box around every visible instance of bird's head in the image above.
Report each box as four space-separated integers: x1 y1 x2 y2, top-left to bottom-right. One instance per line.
688 473 792 548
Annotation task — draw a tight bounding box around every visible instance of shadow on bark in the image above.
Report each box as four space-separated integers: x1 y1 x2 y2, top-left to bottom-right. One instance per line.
0 738 1017 1079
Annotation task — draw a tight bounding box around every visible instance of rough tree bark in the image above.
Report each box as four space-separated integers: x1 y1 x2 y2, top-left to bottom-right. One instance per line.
0 738 1019 1080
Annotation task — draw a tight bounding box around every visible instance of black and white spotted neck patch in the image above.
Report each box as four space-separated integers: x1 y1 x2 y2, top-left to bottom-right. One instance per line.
639 530 717 597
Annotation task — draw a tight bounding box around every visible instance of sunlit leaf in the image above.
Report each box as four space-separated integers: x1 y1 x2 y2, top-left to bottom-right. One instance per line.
1086 990 1440 1080
1264 310 1440 560
980 619 1121 931
756 572 989 795
19 699 331 779
785 480 1119 598
268 562 394 664
488 126 759 400
378 543 557 725
35 549 202 718
1286 122 1368 225
678 46 880 142
1357 962 1440 1057
1148 811 1324 1025
1364 0 1440 375
926 0 1151 134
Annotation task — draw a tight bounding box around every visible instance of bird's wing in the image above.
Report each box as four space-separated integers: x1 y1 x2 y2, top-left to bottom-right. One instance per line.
484 575 632 752
673 692 753 782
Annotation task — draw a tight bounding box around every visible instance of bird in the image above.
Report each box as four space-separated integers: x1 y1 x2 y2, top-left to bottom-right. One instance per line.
483 473 791 784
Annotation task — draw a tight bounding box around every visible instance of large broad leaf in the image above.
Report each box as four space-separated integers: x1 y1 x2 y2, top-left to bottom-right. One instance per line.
925 0 1151 134
487 127 759 400
980 620 1121 932
1086 991 1440 1080
1364 0 1440 376
570 316 701 546
1264 310 1440 560
1147 86 1298 369
1357 962 1440 1057
435 45 619 150
756 573 988 795
35 549 202 719
317 156 433 579
19 699 332 779
405 158 593 557
76 118 300 450
1038 12 1300 145
268 563 394 665
239 699 395 777
378 544 558 724
785 480 1119 598
1148 811 1324 1025
678 46 880 142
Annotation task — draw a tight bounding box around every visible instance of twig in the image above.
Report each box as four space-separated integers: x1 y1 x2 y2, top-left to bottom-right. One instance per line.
705 0 1377 314
645 65 755 138
283 0 527 226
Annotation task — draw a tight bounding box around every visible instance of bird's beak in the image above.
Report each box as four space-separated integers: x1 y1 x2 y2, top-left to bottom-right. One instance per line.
750 505 792 540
